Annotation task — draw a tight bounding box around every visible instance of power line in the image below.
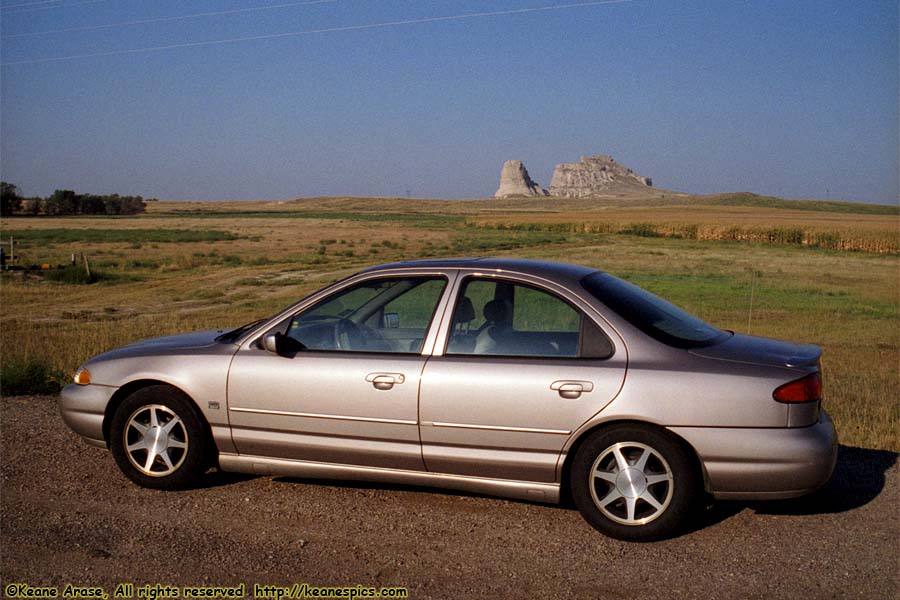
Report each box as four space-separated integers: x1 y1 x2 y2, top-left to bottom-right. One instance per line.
4 0 338 38
2 0 112 13
1 0 634 66
1 0 63 10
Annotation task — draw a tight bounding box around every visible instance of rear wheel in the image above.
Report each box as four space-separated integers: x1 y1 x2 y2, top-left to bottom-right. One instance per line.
570 424 698 541
110 385 210 490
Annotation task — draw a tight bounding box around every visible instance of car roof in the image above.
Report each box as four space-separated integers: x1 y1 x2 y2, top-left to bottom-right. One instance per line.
361 257 600 281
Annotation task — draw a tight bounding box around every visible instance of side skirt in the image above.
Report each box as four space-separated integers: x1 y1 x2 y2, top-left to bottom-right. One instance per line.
218 453 560 504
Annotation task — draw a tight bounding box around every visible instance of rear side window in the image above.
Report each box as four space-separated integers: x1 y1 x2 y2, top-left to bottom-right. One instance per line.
581 271 729 349
446 278 612 359
512 283 582 333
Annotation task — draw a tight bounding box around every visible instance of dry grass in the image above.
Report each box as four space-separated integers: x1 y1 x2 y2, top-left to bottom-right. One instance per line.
151 191 895 216
1 195 897 451
468 205 899 253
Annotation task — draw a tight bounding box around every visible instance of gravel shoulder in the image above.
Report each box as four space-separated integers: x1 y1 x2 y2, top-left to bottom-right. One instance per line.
2 395 897 599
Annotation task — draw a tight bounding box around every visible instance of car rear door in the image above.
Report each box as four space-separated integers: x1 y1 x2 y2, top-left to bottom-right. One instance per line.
418 272 627 484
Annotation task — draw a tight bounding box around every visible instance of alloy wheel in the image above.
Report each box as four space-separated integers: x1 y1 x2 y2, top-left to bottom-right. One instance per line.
588 441 674 526
122 404 189 477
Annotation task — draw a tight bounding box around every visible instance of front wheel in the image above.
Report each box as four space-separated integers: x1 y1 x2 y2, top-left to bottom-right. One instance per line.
570 424 699 541
109 385 211 490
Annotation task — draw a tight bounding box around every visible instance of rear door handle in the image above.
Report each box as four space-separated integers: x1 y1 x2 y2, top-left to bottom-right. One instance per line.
550 380 594 399
365 372 405 390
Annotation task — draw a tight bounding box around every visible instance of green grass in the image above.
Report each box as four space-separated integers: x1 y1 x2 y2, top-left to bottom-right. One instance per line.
41 264 103 284
161 211 466 228
0 358 65 396
97 254 269 272
702 192 898 215
615 271 898 321
0 228 240 245
0 265 140 285
448 229 571 254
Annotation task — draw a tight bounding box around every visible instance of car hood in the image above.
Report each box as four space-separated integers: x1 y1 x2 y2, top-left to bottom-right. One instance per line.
689 333 821 368
90 329 225 361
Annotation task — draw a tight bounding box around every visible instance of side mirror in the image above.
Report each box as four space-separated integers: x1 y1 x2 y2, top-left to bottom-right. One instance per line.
383 312 400 329
263 333 279 353
262 332 305 355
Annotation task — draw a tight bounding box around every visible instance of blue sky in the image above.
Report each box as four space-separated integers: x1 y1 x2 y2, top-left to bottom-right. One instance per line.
1 0 897 203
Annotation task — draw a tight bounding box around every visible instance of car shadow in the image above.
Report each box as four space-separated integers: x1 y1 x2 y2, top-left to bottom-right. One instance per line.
684 444 897 533
748 444 897 516
192 469 259 489
270 475 531 504
204 444 896 533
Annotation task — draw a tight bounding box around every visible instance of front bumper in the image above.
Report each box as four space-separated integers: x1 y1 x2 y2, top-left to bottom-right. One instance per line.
669 410 838 500
59 383 118 448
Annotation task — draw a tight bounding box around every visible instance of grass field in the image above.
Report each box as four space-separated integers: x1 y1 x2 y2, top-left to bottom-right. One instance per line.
1 192 897 451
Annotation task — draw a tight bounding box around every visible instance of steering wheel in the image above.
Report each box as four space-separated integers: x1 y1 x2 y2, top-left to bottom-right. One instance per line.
334 318 364 351
334 318 393 351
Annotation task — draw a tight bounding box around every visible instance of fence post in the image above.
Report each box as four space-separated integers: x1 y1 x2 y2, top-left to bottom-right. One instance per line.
82 253 92 282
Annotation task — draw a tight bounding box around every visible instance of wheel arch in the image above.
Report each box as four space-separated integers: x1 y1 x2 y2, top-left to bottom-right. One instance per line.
558 419 709 503
103 379 211 449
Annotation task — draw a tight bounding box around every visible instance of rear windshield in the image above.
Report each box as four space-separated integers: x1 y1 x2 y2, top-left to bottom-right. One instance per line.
581 272 730 349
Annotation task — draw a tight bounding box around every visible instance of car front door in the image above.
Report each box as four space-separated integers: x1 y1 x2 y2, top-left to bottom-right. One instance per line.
418 273 627 484
227 273 454 471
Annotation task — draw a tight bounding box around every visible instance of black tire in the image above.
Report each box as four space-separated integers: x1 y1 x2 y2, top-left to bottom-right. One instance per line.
570 424 699 542
109 385 211 490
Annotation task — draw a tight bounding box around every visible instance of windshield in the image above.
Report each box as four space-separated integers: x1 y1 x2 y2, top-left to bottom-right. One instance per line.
581 272 730 349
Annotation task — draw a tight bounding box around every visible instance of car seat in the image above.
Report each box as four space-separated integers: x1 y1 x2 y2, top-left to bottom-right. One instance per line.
474 298 512 354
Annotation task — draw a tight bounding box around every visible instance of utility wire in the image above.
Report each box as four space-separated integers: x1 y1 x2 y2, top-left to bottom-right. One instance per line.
1 0 633 66
1 0 63 9
2 0 112 14
4 0 338 38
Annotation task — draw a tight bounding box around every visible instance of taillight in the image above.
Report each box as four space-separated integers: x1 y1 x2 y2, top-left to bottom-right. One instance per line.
773 372 822 403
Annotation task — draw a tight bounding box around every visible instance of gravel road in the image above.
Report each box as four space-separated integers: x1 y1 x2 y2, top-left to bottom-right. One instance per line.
2 395 897 599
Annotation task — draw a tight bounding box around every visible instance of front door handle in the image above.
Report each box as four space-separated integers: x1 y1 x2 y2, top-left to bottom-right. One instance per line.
550 380 594 399
365 372 405 390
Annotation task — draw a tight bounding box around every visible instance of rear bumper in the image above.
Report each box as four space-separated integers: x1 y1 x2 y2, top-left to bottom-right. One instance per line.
59 383 117 448
669 410 838 500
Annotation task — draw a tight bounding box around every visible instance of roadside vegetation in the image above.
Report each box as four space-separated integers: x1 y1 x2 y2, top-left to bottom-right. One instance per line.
0 194 896 451
0 228 240 245
1 182 150 216
0 358 64 396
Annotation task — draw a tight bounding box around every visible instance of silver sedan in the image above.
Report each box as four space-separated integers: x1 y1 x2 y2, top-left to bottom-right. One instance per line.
60 258 837 541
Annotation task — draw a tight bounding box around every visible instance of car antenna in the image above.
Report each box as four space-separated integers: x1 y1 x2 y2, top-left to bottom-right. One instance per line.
747 269 758 334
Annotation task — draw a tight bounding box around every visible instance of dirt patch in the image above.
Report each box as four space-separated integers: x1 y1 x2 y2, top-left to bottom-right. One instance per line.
1 395 897 598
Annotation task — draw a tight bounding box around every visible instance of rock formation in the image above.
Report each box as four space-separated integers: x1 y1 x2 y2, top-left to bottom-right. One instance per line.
494 160 549 198
549 155 652 198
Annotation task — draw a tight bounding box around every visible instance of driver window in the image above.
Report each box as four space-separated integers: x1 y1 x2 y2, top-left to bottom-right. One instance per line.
287 276 447 353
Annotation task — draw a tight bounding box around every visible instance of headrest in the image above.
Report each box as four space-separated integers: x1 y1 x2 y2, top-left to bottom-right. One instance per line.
454 297 476 324
483 298 512 324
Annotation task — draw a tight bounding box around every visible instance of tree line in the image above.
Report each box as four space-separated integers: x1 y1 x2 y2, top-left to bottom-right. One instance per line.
1 182 152 216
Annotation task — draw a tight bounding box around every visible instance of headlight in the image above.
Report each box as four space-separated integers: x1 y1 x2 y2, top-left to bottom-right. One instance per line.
73 367 91 385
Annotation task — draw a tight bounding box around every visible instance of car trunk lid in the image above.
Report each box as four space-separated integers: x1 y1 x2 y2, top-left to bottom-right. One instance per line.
690 333 822 369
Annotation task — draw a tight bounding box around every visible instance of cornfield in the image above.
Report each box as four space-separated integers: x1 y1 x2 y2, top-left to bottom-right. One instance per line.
468 219 899 254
